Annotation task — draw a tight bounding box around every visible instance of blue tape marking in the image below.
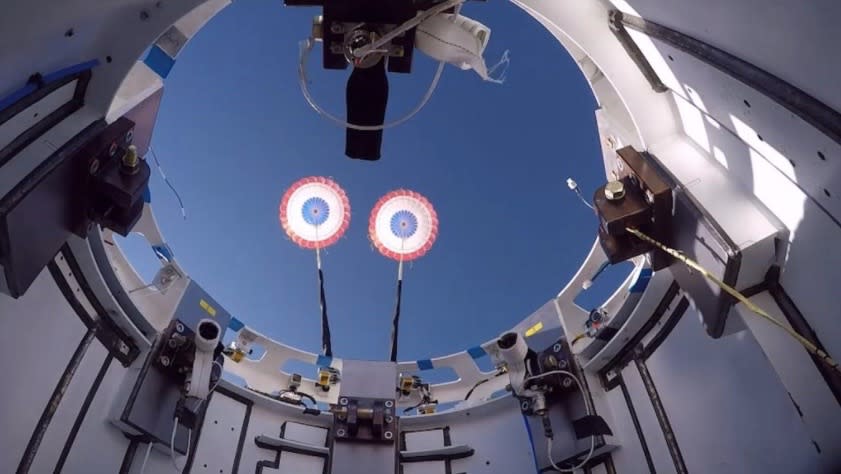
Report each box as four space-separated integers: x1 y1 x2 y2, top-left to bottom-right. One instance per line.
416 359 434 371
152 244 174 263
316 355 333 368
0 59 99 113
467 346 486 359
630 268 653 293
142 186 151 203
42 59 100 84
143 45 175 78
228 318 244 332
522 413 540 473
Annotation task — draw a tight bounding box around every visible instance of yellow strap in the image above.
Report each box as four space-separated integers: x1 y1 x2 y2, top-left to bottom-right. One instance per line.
626 227 840 373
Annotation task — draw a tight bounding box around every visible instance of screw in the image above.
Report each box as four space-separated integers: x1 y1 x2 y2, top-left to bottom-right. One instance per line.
337 414 345 421
558 359 568 369
339 398 348 406
384 400 394 408
553 343 562 353
336 429 345 437
562 378 573 388
385 416 394 423
89 159 100 175
108 142 118 157
176 322 185 333
330 42 343 55
521 401 529 410
330 22 343 34
384 431 393 440
160 356 170 366
168 339 178 348
119 341 129 354
606 136 616 150
125 129 133 144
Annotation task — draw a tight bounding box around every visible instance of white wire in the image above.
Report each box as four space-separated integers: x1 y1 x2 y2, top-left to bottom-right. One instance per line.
353 0 465 58
524 370 596 472
139 441 153 474
574 189 595 211
170 417 192 473
298 39 445 131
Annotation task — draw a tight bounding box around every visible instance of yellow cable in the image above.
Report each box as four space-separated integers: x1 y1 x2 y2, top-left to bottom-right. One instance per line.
626 227 840 374
569 333 588 346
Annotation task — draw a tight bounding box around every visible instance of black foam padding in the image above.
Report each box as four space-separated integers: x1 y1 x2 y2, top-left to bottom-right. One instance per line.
345 59 388 160
573 415 613 439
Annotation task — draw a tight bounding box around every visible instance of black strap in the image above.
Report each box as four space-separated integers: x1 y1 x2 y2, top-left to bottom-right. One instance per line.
389 279 404 362
317 268 332 357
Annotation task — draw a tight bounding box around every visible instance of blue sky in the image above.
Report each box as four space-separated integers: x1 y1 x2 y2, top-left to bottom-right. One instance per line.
121 0 629 363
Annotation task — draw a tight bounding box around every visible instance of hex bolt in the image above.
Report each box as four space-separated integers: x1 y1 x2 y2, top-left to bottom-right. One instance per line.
384 431 393 440
384 400 394 408
604 180 626 201
339 397 348 406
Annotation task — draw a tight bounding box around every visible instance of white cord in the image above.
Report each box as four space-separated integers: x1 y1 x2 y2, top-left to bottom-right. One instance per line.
139 441 153 474
566 177 595 211
298 39 445 131
524 370 596 472
353 0 464 58
170 417 192 473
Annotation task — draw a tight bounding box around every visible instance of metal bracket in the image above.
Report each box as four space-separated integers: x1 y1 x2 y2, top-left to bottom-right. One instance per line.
333 397 397 443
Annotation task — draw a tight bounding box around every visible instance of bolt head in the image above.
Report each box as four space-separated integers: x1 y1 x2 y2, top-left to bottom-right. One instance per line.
384 400 394 408
89 159 100 175
562 378 573 388
339 397 348 406
604 180 626 201
384 431 393 440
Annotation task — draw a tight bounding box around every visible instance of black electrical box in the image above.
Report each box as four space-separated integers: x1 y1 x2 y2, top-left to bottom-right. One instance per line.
0 117 150 298
594 146 674 271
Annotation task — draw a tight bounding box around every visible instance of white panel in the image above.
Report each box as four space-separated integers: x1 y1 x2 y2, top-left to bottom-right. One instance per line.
624 10 841 360
404 429 444 451
62 362 132 474
0 268 87 473
0 80 77 149
402 461 445 474
601 385 651 471
646 307 822 473
191 393 248 473
405 397 536 474
619 364 673 473
239 403 287 470
284 422 328 446
29 342 108 473
613 0 841 112
736 293 841 469
276 452 323 474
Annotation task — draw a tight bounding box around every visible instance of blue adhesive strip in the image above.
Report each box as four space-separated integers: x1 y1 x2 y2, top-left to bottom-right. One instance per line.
42 59 100 84
152 244 174 262
228 318 244 332
522 413 540 473
0 59 99 113
142 186 151 203
467 346 486 359
416 359 434 371
630 268 653 293
316 355 333 368
143 45 175 78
